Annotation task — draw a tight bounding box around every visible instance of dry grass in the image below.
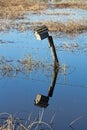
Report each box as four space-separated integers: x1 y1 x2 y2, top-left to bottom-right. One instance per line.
0 18 87 33
50 1 87 10
44 19 87 33
0 0 87 19
0 0 47 19
1 18 87 34
0 0 87 33
0 20 32 32
0 55 52 77
18 54 39 73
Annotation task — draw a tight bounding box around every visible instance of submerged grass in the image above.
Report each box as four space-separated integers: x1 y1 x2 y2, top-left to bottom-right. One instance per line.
0 55 53 77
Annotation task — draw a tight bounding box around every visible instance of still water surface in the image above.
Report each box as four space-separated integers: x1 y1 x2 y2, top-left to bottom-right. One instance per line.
0 8 87 130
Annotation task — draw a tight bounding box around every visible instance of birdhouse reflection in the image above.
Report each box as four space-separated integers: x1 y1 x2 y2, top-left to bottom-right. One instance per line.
34 65 59 108
35 94 49 108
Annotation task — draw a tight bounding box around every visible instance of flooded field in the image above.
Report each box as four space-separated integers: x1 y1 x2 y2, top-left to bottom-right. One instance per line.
0 2 87 130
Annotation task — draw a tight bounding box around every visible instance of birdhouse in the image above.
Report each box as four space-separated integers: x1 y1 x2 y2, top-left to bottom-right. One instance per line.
34 25 49 40
34 94 49 108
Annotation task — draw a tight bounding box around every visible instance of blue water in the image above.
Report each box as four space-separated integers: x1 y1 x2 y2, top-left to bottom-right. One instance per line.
0 8 87 130
25 8 87 23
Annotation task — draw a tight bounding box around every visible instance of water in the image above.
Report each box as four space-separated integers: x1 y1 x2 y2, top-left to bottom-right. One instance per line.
25 8 87 22
0 8 87 130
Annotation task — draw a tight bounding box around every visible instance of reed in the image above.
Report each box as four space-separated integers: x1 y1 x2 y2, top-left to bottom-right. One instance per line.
44 19 87 33
50 1 87 10
0 55 52 77
0 0 47 19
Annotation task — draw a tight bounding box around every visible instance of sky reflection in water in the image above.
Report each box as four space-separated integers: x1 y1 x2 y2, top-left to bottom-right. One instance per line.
0 9 87 130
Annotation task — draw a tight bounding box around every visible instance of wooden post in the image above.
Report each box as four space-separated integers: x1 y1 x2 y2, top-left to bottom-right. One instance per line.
47 36 59 67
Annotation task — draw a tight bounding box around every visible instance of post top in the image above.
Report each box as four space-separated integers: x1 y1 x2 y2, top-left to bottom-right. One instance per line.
34 25 49 40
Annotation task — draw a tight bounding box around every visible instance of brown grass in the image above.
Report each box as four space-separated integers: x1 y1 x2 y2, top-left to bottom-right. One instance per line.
0 18 87 33
0 0 87 19
0 0 47 19
44 19 87 33
50 1 87 10
0 0 87 33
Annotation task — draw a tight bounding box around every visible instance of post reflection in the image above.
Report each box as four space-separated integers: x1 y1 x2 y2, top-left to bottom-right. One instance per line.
34 63 59 108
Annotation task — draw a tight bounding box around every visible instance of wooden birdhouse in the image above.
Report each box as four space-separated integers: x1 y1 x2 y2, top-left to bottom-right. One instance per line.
34 25 49 40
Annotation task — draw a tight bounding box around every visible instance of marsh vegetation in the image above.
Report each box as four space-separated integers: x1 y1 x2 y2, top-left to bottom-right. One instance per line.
0 0 87 33
0 0 87 130
0 55 52 77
